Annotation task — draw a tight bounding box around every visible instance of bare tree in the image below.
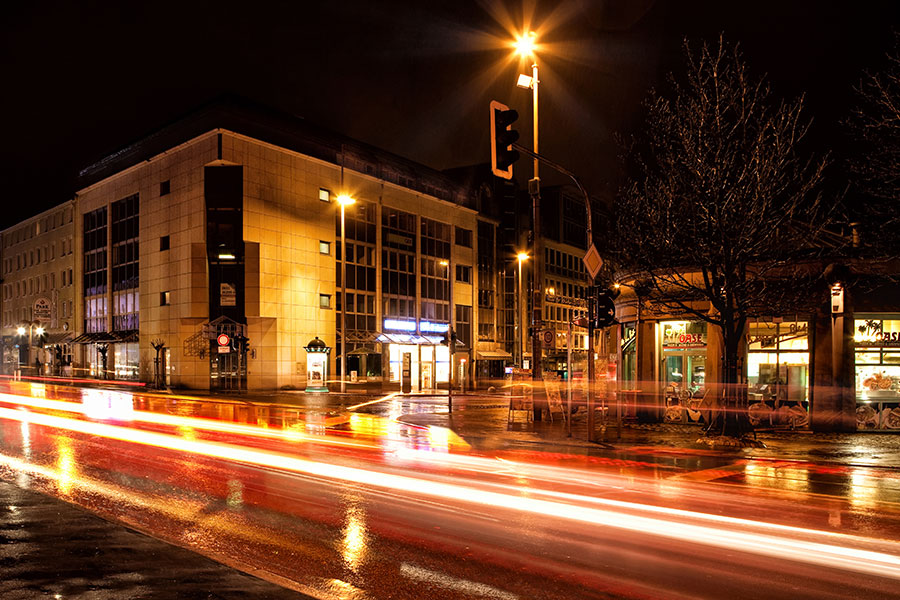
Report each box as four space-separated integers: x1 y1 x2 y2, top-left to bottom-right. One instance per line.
616 35 831 440
846 32 900 253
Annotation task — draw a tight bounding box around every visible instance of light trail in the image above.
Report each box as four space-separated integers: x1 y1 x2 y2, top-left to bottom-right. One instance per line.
346 392 402 411
0 392 379 451
2 406 900 579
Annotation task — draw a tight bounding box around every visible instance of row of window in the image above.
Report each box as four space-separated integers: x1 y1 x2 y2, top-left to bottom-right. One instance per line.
3 207 73 248
2 299 74 327
2 236 75 275
546 247 587 280
3 269 75 299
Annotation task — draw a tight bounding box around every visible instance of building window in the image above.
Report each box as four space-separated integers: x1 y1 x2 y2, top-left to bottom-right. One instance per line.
456 264 472 284
456 305 472 347
455 226 472 248
160 235 170 251
319 241 331 255
319 188 331 203
160 291 170 306
160 180 170 196
320 294 332 309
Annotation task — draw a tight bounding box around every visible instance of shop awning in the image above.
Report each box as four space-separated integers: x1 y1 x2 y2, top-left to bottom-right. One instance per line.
42 332 74 345
71 331 138 344
377 333 446 345
476 350 513 360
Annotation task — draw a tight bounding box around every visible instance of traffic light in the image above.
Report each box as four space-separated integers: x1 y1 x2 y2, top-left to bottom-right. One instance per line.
490 100 520 179
594 289 617 328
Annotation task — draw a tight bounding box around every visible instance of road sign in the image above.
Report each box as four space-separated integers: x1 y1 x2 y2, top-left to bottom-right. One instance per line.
583 244 603 280
217 333 230 347
542 329 555 349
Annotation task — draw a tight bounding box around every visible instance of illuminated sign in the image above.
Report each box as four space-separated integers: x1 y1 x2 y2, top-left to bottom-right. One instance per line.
419 321 449 333
384 319 417 332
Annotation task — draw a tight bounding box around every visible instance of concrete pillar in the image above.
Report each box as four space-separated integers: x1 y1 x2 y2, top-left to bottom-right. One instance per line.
811 304 836 431
636 320 657 422
831 287 856 432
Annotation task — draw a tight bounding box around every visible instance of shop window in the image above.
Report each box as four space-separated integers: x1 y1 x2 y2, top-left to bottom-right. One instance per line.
854 318 900 429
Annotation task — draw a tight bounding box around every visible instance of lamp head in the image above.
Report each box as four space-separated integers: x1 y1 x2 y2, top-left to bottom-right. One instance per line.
517 252 529 262
514 31 536 57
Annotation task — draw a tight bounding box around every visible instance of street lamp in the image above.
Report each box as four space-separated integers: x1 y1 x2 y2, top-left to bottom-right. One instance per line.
439 259 453 411
337 193 355 394
516 252 528 368
515 30 546 416
16 323 44 376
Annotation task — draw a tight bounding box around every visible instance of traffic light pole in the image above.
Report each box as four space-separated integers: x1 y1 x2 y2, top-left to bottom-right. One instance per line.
512 142 600 441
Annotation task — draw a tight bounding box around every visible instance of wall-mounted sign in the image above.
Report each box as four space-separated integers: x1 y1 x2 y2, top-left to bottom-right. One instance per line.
419 321 449 333
831 284 844 314
220 283 237 307
662 321 707 348
384 319 417 332
544 294 587 308
33 298 52 322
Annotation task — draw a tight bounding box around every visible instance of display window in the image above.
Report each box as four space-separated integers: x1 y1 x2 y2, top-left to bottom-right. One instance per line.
854 317 900 430
746 319 809 428
660 321 707 424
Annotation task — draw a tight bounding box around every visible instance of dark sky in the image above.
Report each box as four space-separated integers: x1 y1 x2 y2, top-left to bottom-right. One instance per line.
1 0 897 227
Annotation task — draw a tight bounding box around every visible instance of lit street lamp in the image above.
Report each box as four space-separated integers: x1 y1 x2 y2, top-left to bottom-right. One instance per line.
440 259 453 412
516 252 528 368
16 322 44 375
337 193 355 394
514 30 546 417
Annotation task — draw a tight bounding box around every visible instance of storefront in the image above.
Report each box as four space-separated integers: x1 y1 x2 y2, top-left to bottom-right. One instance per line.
854 316 900 430
660 320 707 423
747 318 810 428
378 320 452 392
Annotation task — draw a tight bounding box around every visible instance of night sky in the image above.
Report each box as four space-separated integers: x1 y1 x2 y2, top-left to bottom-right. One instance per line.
1 0 897 228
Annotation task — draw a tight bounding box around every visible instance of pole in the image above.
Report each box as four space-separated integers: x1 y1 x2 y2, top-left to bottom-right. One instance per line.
530 62 545 420
447 262 453 413
340 203 347 394
516 258 525 369
567 318 573 437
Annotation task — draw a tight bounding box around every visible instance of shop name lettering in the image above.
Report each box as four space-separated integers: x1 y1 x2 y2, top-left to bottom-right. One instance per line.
665 333 704 345
860 331 900 344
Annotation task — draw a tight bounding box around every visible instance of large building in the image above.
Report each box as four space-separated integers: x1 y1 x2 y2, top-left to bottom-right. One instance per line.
4 98 512 392
1 202 77 376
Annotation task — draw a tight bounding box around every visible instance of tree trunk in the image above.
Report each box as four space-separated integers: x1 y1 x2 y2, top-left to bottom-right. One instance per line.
706 326 753 438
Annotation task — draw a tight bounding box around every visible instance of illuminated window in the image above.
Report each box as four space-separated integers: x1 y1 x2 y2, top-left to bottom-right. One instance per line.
319 188 331 203
160 291 170 306
319 241 331 255
320 294 332 308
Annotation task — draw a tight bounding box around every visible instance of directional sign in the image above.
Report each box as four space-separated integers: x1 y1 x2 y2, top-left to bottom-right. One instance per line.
583 244 603 280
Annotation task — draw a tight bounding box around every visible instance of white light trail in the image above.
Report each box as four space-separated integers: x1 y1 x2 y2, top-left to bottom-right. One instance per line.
2 406 900 579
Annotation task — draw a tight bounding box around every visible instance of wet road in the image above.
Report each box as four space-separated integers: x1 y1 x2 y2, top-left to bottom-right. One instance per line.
1 381 900 599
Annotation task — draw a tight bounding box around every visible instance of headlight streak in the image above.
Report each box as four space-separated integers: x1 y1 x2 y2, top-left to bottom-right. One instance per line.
2 406 900 580
0 393 377 451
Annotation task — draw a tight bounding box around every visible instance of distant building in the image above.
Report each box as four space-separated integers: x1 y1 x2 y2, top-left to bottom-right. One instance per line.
0 201 77 376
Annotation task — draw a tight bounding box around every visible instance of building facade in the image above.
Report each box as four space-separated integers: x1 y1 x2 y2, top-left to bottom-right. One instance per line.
66 100 506 391
1 202 77 376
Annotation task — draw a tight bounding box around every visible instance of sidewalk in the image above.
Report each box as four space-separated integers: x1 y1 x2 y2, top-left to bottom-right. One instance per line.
0 480 310 599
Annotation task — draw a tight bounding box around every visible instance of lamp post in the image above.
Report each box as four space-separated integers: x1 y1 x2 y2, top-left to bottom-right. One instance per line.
16 323 44 376
516 252 528 367
440 259 453 412
337 194 356 394
515 30 546 417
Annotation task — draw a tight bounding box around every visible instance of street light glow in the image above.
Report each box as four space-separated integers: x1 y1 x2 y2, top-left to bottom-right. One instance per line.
514 31 536 57
517 252 529 262
336 194 356 206
16 327 25 336
35 327 44 336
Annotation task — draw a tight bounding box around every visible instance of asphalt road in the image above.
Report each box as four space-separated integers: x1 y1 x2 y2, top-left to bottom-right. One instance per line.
1 384 900 599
